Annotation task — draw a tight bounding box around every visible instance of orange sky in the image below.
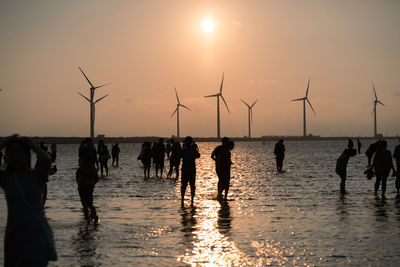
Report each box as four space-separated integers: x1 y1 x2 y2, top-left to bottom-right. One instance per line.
0 0 399 137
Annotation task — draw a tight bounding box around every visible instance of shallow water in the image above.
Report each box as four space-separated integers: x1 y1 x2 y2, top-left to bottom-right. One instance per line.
1 140 400 266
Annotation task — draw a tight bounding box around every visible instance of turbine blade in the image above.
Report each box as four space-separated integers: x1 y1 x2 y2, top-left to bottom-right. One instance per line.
204 93 219 98
251 99 258 108
78 92 90 102
94 83 111 90
241 99 250 108
180 104 191 111
221 95 230 114
95 94 108 104
307 98 316 115
170 107 177 118
372 82 378 100
292 97 305 101
306 78 310 97
219 73 224 93
174 87 180 104
377 100 385 106
79 67 94 88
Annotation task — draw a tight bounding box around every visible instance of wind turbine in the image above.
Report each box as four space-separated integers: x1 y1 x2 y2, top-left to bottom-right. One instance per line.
170 87 191 139
204 73 230 138
241 99 257 138
77 67 110 139
372 82 385 137
292 78 316 137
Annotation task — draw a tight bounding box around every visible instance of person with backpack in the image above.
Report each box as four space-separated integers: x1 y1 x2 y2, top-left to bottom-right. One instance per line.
335 139 357 194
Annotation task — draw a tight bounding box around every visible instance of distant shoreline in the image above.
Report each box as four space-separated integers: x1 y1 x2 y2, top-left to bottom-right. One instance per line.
0 135 398 144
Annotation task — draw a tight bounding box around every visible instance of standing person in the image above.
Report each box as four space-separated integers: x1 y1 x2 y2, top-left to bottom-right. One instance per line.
274 139 285 172
111 143 121 167
357 139 362 154
335 139 357 194
181 136 200 206
153 138 166 178
393 139 400 195
373 140 395 198
211 137 234 200
0 135 57 266
97 139 110 177
166 140 172 160
77 138 99 223
365 141 379 167
167 140 182 179
50 143 57 162
138 142 152 178
0 151 3 166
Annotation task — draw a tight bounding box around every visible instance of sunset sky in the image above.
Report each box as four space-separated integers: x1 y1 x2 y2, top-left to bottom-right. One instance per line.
0 0 399 137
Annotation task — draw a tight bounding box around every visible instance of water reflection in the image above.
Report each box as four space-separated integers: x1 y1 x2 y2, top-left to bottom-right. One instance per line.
72 221 101 266
179 199 249 266
336 195 349 222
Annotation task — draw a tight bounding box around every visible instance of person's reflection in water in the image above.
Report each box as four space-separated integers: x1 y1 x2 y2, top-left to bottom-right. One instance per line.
180 207 197 249
374 198 388 222
217 200 232 236
336 195 349 222
72 220 100 266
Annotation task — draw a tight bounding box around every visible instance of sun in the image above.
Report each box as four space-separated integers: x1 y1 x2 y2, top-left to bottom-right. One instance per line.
202 18 214 33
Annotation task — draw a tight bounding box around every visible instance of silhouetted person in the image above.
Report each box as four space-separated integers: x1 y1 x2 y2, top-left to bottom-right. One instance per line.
181 136 200 206
77 138 99 223
357 139 362 154
274 139 285 172
335 139 357 194
97 139 110 177
0 151 3 166
393 139 400 195
167 140 182 179
166 140 172 160
212 137 234 200
39 141 48 152
111 143 120 167
36 141 55 207
153 138 166 178
50 143 57 162
0 135 57 266
138 142 152 178
366 141 379 167
373 140 395 198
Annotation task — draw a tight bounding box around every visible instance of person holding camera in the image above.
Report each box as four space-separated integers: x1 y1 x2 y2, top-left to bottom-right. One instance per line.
180 136 200 207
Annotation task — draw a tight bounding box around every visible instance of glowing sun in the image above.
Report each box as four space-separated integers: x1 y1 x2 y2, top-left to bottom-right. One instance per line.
202 18 214 33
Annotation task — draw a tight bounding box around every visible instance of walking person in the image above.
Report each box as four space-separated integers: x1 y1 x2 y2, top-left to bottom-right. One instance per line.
138 141 152 178
212 137 234 200
373 140 396 198
111 143 120 167
181 136 200 207
274 139 285 172
366 141 379 167
153 138 166 178
335 139 357 194
393 139 400 195
357 139 362 154
97 139 110 176
167 140 182 179
77 138 99 223
0 135 57 266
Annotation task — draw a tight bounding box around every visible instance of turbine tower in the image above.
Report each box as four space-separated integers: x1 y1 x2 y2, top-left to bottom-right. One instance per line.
204 73 230 138
372 82 385 137
241 99 257 138
77 67 110 139
292 78 316 137
171 87 191 139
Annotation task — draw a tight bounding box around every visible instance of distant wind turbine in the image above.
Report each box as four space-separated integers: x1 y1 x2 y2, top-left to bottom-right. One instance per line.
292 78 316 137
77 67 110 139
204 73 230 138
170 87 191 139
372 82 385 137
241 99 257 138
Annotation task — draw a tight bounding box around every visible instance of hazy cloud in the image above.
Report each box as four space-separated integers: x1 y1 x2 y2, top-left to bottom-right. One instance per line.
232 20 243 27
